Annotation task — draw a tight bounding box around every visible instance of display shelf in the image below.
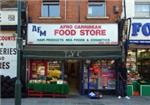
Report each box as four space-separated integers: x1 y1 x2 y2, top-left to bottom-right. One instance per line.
28 89 68 98
27 83 69 97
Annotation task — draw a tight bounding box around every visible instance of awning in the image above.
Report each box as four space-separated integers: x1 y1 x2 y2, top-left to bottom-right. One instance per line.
129 44 150 49
23 46 122 59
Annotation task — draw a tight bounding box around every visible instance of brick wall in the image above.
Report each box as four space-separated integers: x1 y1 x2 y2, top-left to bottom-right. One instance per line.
27 0 122 23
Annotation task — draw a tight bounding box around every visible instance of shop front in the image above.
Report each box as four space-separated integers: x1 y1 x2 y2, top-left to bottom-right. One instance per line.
0 31 17 77
0 10 18 98
0 31 18 98
127 19 150 96
23 23 122 97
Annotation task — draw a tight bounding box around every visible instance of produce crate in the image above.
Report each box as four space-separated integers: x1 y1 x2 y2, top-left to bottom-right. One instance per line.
27 89 68 97
127 84 133 96
140 85 150 96
28 89 43 97
27 83 69 97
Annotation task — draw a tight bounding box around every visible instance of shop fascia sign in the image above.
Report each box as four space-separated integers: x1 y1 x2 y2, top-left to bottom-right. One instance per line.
0 31 17 78
129 19 150 44
0 10 18 25
27 23 118 45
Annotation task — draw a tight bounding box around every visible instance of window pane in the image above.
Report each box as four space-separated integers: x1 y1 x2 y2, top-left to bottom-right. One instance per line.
136 4 149 12
88 3 105 17
49 5 60 17
42 5 49 17
135 4 150 17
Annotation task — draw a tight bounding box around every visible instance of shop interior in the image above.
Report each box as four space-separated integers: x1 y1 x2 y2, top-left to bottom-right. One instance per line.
126 49 150 96
83 59 116 97
127 49 150 84
64 60 81 95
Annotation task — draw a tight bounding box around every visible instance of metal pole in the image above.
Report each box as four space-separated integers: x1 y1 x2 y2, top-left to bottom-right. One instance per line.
15 0 22 105
124 0 127 19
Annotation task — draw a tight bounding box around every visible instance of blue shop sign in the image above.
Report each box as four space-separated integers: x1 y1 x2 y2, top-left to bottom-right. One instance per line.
129 19 150 45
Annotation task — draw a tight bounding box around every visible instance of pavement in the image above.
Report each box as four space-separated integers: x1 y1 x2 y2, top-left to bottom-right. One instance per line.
1 95 150 105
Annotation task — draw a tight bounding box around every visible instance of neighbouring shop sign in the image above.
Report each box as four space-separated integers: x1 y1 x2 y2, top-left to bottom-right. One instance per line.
129 19 150 44
0 11 17 25
0 31 17 77
27 24 118 45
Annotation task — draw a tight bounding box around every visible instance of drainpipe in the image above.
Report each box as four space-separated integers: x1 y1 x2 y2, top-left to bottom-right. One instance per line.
65 0 67 20
78 0 80 22
122 0 127 62
123 0 132 63
124 0 127 19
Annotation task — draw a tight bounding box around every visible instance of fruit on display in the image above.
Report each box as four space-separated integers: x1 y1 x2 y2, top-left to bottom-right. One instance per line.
48 69 61 79
90 64 101 75
47 61 61 80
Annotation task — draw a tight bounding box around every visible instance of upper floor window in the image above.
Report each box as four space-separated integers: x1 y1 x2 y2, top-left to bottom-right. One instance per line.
88 0 106 17
135 3 150 17
42 0 60 17
1 0 17 8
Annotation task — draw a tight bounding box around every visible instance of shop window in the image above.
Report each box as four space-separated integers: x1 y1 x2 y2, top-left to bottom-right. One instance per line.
88 0 106 17
135 3 150 17
28 60 69 96
42 0 60 17
47 61 62 81
83 59 116 90
126 50 137 84
29 60 62 80
30 60 47 79
127 49 150 85
137 49 150 81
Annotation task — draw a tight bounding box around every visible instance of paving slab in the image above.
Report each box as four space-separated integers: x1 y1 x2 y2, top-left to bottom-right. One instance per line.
1 96 150 105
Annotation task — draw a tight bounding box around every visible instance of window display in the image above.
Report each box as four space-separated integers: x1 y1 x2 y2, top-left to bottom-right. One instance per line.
100 60 116 89
126 50 139 84
47 61 62 81
30 60 47 79
127 49 150 84
126 49 150 96
83 59 116 90
28 60 69 97
138 50 150 82
29 60 62 82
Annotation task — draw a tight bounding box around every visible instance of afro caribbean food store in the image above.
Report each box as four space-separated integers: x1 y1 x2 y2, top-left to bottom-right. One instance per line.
23 23 122 97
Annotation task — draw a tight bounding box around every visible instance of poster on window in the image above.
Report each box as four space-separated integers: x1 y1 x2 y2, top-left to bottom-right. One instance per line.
27 24 118 45
0 31 17 77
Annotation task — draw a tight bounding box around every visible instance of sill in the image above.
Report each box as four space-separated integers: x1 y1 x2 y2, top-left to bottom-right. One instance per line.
86 16 109 19
39 17 62 20
133 17 150 19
